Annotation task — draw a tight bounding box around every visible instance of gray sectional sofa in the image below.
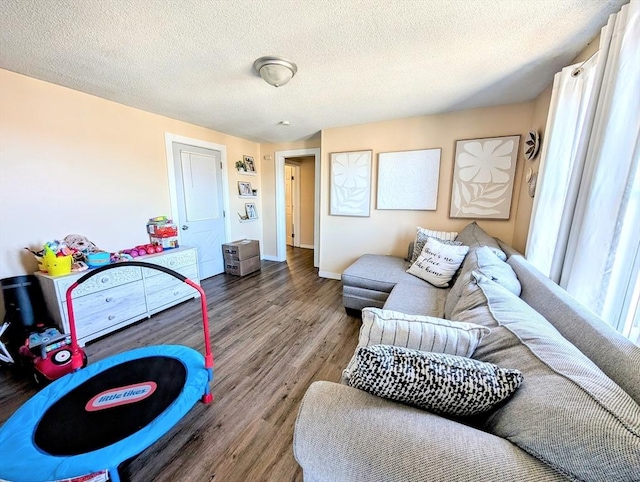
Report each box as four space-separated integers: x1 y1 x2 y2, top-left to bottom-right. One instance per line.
294 223 640 481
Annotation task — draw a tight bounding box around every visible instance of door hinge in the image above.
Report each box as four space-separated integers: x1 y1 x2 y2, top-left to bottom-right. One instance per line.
223 210 226 218
292 233 295 238
220 162 223 169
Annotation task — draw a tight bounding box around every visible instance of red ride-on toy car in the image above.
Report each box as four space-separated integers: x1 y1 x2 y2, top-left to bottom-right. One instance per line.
18 327 87 385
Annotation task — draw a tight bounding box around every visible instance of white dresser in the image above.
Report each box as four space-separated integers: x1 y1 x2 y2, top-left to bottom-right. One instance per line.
35 247 200 346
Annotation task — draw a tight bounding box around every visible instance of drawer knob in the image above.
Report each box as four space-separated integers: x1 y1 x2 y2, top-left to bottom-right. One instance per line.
108 315 115 320
173 290 180 296
105 297 113 302
100 276 110 284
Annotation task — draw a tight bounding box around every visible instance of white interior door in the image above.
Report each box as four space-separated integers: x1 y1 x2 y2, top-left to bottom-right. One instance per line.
285 165 294 246
173 142 225 279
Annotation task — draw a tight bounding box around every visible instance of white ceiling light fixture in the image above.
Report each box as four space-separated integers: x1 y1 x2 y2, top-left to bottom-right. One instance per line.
254 56 297 87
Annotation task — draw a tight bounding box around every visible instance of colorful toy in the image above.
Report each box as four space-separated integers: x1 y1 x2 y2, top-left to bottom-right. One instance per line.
18 327 87 384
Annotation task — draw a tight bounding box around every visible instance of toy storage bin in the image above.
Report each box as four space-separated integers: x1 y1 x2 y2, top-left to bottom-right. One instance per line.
86 252 110 268
37 257 47 273
150 235 179 249
1 275 49 329
46 255 72 276
222 239 260 261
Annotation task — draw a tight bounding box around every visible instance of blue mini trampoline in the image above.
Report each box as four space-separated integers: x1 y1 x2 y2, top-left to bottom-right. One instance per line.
0 262 214 482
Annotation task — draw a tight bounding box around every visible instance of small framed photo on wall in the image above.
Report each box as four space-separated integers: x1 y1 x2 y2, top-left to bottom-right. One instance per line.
238 181 252 196
245 202 258 219
243 155 256 173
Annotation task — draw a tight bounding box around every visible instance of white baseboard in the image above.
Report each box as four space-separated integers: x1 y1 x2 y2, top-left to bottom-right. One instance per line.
261 255 280 261
318 270 341 280
300 244 314 249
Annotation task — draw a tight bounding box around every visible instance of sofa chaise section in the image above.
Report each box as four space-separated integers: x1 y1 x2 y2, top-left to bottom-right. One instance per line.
341 253 448 317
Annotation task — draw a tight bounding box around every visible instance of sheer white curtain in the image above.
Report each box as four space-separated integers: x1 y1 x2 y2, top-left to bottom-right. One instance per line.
527 0 639 344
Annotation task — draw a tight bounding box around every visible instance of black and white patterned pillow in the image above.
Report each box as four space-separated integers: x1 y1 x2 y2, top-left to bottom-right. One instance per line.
349 345 523 417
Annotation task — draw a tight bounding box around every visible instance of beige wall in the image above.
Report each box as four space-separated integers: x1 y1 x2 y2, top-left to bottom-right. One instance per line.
299 156 316 247
318 103 536 277
0 69 260 280
511 84 552 252
259 140 320 257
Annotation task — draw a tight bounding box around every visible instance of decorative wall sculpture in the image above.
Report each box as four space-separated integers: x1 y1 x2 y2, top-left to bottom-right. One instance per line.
377 148 441 210
330 150 372 217
450 135 520 219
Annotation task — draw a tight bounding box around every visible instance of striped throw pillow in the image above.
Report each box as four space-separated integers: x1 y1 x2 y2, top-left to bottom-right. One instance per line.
342 308 489 382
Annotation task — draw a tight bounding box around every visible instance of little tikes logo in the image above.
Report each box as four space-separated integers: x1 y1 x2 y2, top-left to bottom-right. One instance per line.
85 382 157 412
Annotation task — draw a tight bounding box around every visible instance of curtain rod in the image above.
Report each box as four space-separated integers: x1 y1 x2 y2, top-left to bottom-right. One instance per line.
572 50 599 77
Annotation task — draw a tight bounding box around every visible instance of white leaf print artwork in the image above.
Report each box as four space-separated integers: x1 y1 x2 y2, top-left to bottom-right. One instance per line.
458 139 514 183
330 151 372 216
450 136 520 219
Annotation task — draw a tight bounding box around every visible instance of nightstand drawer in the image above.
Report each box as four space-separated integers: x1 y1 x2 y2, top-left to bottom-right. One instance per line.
63 280 147 340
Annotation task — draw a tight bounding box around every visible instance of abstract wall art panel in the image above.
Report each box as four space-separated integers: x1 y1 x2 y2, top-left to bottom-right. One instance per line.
450 135 520 219
377 148 441 210
330 150 372 217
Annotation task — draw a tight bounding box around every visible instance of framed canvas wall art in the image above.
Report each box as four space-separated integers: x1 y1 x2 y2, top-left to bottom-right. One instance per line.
377 148 441 210
330 150 372 217
449 135 520 219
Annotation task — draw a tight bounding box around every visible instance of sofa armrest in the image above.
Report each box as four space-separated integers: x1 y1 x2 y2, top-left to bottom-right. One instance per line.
294 381 567 482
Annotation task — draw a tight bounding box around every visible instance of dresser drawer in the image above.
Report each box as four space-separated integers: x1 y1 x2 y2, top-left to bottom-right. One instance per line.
55 265 143 299
147 282 197 312
144 265 199 293
63 280 147 340
141 248 197 278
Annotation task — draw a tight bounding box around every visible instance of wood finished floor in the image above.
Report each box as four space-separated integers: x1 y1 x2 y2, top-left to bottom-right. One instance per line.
0 247 360 482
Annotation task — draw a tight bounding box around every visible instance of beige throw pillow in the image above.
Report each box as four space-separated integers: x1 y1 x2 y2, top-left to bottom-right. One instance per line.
410 226 459 263
407 237 469 287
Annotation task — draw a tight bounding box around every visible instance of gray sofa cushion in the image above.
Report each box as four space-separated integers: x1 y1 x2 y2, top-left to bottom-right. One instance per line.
342 254 423 292
294 381 569 482
342 285 389 310
383 282 447 316
453 273 640 482
455 221 506 261
509 254 640 406
445 246 521 319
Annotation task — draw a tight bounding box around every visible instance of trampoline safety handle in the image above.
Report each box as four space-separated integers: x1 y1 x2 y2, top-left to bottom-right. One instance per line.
65 261 214 375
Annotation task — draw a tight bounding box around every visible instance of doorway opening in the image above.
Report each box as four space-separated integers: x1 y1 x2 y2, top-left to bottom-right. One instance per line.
284 162 301 248
275 148 320 267
275 148 320 266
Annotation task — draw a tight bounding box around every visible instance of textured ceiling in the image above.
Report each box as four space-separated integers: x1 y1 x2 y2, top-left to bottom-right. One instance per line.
0 0 626 143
